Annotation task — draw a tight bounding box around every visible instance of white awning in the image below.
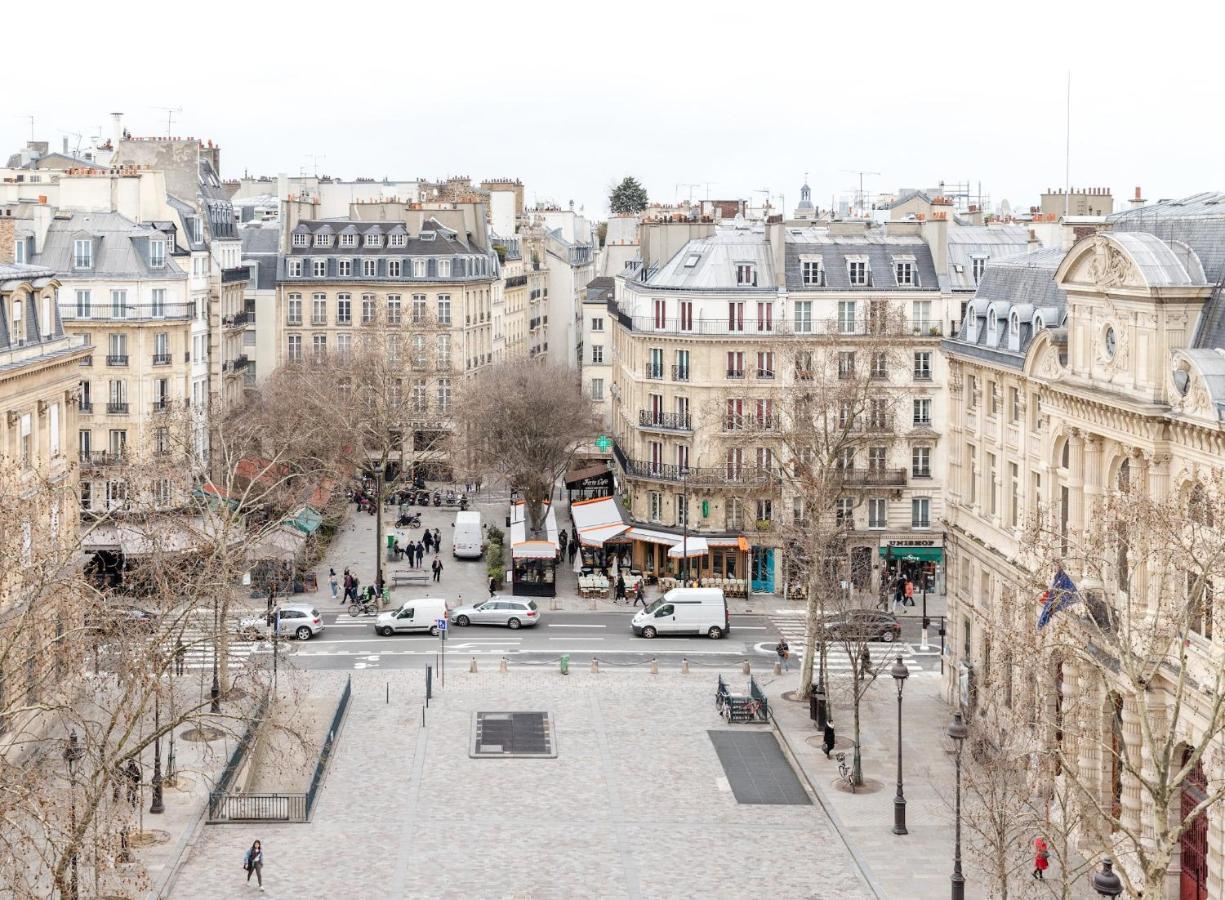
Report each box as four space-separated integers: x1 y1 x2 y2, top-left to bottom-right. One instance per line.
668 536 709 559
510 500 559 557
512 540 557 560
571 496 628 547
627 527 681 546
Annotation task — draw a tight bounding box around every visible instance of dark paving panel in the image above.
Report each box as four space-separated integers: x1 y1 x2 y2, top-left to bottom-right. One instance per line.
471 711 556 758
708 730 812 805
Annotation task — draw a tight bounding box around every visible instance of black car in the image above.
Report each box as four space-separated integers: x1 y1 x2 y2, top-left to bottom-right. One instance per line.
818 609 901 643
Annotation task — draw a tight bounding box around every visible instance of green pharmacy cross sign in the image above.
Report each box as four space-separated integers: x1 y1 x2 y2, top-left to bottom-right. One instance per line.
595 434 612 452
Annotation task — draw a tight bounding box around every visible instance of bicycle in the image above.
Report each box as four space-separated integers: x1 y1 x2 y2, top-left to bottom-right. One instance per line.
835 752 856 793
348 599 379 617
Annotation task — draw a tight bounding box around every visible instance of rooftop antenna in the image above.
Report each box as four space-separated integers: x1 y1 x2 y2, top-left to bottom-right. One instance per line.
150 106 183 137
843 169 880 217
1064 70 1071 218
703 182 716 201
58 130 84 156
17 115 34 142
304 155 326 179
675 183 700 203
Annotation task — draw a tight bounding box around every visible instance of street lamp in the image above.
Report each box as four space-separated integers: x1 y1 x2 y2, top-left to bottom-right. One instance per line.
210 598 221 714
1091 857 1123 897
948 710 968 900
891 654 909 835
63 729 84 900
149 694 164 814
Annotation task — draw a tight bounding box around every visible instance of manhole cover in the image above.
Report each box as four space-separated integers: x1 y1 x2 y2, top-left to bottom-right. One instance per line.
180 726 225 743
470 712 555 758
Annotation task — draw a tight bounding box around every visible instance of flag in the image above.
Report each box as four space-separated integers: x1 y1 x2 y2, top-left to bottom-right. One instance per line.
1036 569 1080 631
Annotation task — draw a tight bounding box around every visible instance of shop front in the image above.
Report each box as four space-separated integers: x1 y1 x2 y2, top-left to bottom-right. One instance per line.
565 463 615 504
510 500 560 597
878 538 944 594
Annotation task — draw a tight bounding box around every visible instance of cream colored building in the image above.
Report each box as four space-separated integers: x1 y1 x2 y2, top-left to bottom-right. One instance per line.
942 194 1225 898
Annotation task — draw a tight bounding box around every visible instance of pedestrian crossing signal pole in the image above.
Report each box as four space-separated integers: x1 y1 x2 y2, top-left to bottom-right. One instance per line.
273 609 280 696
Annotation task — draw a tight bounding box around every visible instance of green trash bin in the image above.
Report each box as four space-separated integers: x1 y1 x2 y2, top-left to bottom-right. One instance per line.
560 654 570 676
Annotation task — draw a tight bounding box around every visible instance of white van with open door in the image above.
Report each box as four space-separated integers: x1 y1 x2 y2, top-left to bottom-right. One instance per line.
631 587 729 639
375 597 449 636
453 510 483 559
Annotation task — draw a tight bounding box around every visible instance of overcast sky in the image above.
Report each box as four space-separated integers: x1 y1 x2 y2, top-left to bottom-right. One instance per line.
7 0 1222 219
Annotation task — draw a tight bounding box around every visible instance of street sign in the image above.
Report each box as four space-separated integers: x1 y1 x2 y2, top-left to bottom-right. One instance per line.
436 618 448 632
595 434 611 452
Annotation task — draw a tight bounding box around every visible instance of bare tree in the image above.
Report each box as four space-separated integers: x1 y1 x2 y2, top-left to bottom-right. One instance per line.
454 360 598 538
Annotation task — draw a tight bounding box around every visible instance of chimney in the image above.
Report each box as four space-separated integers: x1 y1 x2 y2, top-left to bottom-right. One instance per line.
1130 186 1146 208
110 112 124 149
277 172 289 201
922 214 950 276
0 217 15 265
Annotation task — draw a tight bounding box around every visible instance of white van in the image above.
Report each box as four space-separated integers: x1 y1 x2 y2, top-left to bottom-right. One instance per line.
453 511 484 559
375 597 449 636
631 588 729 639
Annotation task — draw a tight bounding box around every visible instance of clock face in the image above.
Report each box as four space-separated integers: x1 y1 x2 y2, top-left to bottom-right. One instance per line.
1105 326 1117 359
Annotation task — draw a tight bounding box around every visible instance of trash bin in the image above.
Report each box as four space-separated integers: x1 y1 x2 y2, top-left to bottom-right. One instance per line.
808 685 819 721
560 654 570 676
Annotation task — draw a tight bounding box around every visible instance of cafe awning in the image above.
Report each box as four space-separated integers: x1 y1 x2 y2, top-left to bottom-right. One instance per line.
879 545 944 562
667 536 709 559
510 500 559 558
283 505 323 535
708 536 751 552
627 527 682 546
565 463 612 487
571 496 629 547
512 540 558 560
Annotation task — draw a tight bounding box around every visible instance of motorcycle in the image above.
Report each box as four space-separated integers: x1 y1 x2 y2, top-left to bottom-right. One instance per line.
443 489 457 506
396 512 421 528
458 494 469 511
432 491 442 506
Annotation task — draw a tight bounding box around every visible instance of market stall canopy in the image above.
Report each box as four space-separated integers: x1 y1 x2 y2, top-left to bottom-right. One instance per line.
249 524 306 561
283 505 323 536
571 496 629 547
667 536 709 559
708 536 751 552
510 500 560 559
81 515 237 556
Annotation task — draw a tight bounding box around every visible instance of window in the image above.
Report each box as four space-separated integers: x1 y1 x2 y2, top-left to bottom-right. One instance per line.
292 232 308 248
1009 386 1020 424
726 497 744 530
75 290 91 317
436 378 451 412
312 334 327 361
591 345 604 364
390 233 406 248
337 294 352 325
676 494 688 526
894 259 915 286
362 294 376 324
988 381 999 417
336 333 352 361
869 398 888 429
871 352 888 380
436 335 451 367
1009 462 1020 527
801 259 824 286
312 260 327 277
967 443 978 505
756 498 772 523
835 497 854 526
728 301 745 332
725 398 744 430
365 232 381 247
847 259 868 286
438 259 451 277
972 256 987 285
110 290 127 318
340 233 356 248
387 295 402 325
837 300 856 333
19 413 32 468
14 239 26 264
912 497 931 528
757 351 775 378
679 300 693 331
726 351 744 378
674 349 690 381
73 239 92 269
735 263 756 286
49 402 60 457
967 374 978 410
412 259 426 277
868 498 887 529
837 447 855 470
388 259 401 276
149 239 166 268
287 334 302 361
794 300 812 333
913 351 932 381
148 288 166 318
725 446 743 478
338 259 352 276
412 294 427 324
363 259 377 277
912 446 931 478
756 302 773 332
647 491 663 522
590 378 604 401
838 351 855 380
312 293 327 326
987 452 998 516
591 317 604 332
913 398 931 426
437 295 451 325
912 300 932 333
868 446 886 471
287 259 303 277
315 234 333 247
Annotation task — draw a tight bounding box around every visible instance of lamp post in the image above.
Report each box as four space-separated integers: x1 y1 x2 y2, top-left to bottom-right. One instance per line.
891 654 909 835
63 729 83 900
210 597 220 714
920 571 931 651
948 710 968 900
1091 857 1123 897
149 694 164 814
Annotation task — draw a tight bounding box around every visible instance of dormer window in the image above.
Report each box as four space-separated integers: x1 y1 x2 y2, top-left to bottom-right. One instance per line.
339 233 356 248
893 257 916 287
847 258 868 286
735 263 756 286
292 232 309 248
1009 311 1019 336
365 233 382 247
312 259 327 277
315 234 333 247
800 259 825 286
439 259 452 277
389 233 407 247
73 239 92 269
412 259 426 277
287 259 303 277
150 240 166 268
972 256 988 285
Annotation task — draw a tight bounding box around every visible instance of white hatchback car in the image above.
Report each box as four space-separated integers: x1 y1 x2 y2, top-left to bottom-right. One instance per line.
238 603 324 641
450 597 540 629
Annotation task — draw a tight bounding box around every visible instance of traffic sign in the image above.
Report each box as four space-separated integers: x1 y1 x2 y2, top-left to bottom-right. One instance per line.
436 618 448 632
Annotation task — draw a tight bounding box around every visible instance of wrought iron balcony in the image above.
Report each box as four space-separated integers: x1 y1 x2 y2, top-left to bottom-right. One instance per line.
644 363 663 380
638 410 692 432
105 354 129 366
106 401 130 415
152 353 172 366
836 466 908 487
671 365 689 382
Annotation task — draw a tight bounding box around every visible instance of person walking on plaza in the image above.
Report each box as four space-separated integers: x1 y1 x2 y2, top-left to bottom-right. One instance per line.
329 567 339 601
433 527 442 554
488 575 497 598
124 759 141 807
423 529 434 555
615 574 626 603
893 573 906 614
432 558 443 582
1032 836 1050 880
822 720 836 759
904 576 915 608
174 638 186 675
568 539 578 565
559 530 568 559
243 839 264 890
776 637 791 671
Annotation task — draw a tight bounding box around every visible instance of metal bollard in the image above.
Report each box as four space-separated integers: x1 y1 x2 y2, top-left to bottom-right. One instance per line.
469 657 478 673
742 660 751 675
773 661 782 675
591 657 600 673
681 657 689 674
650 657 658 675
499 657 508 673
386 681 390 704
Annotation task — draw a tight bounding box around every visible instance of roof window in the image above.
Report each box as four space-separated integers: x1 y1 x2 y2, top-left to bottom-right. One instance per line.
683 252 701 268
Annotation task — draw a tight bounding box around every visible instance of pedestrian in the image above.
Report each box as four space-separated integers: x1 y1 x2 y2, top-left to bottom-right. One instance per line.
423 529 434 554
174 638 186 675
376 573 385 600
125 759 141 807
329 567 339 601
418 541 427 568
432 558 443 583
776 637 791 671
893 573 906 614
488 575 497 598
1032 836 1049 880
616 574 626 603
350 576 360 604
822 720 836 759
243 839 264 891
859 644 871 681
568 541 578 564
433 527 441 554
904 577 915 607
631 582 645 607
559 530 568 557
570 526 578 548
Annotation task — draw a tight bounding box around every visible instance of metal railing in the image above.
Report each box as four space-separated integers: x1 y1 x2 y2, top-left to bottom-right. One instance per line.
78 402 93 414
612 313 918 338
306 675 352 819
152 353 172 366
61 302 193 321
638 410 692 431
207 692 271 823
644 363 663 380
209 793 307 823
619 456 777 487
106 401 130 415
224 311 252 328
722 414 779 432
80 450 122 467
671 365 689 382
105 354 129 366
221 265 251 284
837 467 908 487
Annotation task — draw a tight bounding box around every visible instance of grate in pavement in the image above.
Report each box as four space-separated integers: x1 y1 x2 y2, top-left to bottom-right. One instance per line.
709 730 812 805
471 711 556 758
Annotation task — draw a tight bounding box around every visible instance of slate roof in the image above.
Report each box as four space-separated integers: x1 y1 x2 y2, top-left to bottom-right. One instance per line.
646 224 775 291
288 217 473 256
783 226 939 292
35 212 187 280
885 189 932 209
945 223 1031 292
585 276 615 304
0 262 67 351
240 223 280 291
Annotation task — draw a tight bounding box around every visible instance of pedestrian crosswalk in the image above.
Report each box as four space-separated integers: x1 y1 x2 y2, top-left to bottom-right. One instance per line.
174 622 274 671
764 613 926 674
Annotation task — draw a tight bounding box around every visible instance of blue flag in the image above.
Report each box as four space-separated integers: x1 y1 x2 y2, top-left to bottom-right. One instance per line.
1036 569 1080 631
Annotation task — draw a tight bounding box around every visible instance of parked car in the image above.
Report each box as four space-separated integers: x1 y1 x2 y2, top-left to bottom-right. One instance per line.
450 597 540 629
238 603 324 641
818 609 901 643
631 588 728 639
375 598 449 637
90 603 157 636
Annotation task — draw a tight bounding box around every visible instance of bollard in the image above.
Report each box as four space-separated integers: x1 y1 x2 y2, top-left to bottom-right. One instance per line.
773 661 782 675
500 657 508 673
386 681 389 704
591 657 600 673
742 660 751 675
560 654 570 675
469 656 478 673
650 657 658 675
681 657 689 674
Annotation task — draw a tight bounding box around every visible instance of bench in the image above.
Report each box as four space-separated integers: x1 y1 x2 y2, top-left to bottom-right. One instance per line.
391 569 430 588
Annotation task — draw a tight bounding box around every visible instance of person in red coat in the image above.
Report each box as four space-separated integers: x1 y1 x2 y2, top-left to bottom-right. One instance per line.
1032 836 1050 880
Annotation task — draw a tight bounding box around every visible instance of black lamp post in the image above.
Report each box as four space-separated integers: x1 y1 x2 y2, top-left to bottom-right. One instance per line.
891 654 909 835
149 694 164 814
63 729 83 900
1091 857 1123 897
948 711 968 900
210 598 221 713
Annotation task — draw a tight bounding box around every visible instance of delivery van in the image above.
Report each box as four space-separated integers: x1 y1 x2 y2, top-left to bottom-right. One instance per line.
631 587 729 639
375 597 449 636
453 510 484 559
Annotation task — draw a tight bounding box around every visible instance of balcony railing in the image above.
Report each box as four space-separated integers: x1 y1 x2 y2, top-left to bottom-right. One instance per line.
152 353 172 366
726 369 745 380
223 311 252 328
151 400 171 413
106 401 130 415
836 467 908 487
723 414 779 432
755 369 775 380
105 354 129 366
231 355 250 371
644 363 663 380
61 302 193 321
613 313 915 338
618 456 777 488
221 265 251 284
80 450 123 467
671 365 689 382
638 410 692 432
78 402 93 414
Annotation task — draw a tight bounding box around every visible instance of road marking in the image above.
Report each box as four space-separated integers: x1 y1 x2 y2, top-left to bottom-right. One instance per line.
548 637 604 641
546 624 607 628
733 626 767 631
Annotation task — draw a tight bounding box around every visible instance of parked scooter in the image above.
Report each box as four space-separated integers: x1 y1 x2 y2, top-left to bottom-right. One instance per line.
443 489 457 506
432 490 442 506
396 512 422 528
458 494 469 511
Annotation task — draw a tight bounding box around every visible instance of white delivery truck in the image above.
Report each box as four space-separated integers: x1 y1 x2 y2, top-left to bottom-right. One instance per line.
452 510 484 559
631 587 729 639
375 597 449 636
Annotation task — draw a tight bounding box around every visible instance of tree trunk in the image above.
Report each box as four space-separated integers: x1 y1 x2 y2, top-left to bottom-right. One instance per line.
851 662 863 785
801 579 819 695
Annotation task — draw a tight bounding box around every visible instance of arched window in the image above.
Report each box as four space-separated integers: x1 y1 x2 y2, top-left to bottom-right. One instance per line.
1189 482 1214 527
1117 458 1130 492
1057 438 1070 469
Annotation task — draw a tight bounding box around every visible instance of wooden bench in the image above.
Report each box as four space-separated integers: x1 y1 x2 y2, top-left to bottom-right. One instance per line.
390 569 430 588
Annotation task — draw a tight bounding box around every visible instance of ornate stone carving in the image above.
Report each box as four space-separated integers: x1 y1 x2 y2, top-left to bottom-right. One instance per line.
1039 347 1063 380
1086 236 1133 288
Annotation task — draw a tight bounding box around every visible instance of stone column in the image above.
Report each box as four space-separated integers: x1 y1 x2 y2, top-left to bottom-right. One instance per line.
1077 666 1105 847
1120 693 1144 838
1067 429 1086 545
1082 434 1102 526
1139 690 1167 855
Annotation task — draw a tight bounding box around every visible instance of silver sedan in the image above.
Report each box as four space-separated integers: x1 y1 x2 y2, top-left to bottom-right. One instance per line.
450 597 541 629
